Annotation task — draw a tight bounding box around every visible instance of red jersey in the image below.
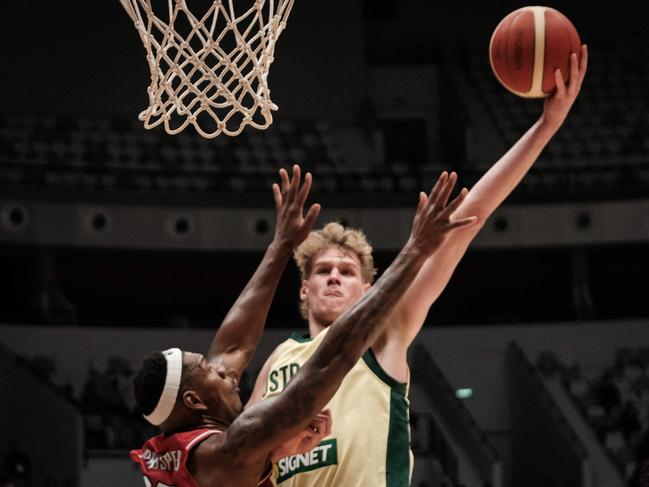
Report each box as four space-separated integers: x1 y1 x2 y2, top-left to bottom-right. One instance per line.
130 428 273 487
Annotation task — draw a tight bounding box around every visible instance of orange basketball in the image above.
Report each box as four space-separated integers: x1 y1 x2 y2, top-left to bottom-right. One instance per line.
489 6 581 98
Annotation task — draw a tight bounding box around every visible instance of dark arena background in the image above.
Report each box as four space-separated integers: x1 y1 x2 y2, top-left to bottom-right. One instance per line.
1 1 649 486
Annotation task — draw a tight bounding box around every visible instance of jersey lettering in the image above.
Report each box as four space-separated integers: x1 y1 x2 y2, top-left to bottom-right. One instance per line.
276 439 338 483
268 362 300 393
141 449 182 471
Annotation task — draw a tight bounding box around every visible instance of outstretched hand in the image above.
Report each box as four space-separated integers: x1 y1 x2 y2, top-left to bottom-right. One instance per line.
273 164 321 248
408 171 478 255
543 44 588 127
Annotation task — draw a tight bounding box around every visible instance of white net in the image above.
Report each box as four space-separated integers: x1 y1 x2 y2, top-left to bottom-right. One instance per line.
119 0 295 138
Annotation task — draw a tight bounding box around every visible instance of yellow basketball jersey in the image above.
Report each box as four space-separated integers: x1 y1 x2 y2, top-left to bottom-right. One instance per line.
264 328 413 487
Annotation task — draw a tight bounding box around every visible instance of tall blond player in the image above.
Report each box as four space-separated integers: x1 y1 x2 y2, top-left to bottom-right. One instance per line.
249 45 588 487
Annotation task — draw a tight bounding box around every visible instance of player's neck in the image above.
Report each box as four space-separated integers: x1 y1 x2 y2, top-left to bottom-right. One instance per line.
308 319 328 338
196 416 231 431
164 416 229 435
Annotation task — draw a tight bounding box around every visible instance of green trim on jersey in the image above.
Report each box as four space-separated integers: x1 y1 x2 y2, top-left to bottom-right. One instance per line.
363 348 410 486
362 348 407 393
387 387 411 486
289 331 312 343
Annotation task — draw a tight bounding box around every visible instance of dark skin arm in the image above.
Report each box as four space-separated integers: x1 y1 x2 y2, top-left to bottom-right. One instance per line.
193 172 478 486
206 165 320 378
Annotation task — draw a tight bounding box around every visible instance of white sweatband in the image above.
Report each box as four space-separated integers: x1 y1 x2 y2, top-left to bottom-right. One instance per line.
143 348 183 426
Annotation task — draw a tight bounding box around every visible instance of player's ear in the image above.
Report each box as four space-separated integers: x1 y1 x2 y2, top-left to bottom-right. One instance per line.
363 282 371 292
299 280 308 301
182 390 206 411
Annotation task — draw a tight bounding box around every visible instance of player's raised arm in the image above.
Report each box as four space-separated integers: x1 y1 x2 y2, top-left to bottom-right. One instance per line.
206 165 320 379
389 45 589 348
217 172 477 465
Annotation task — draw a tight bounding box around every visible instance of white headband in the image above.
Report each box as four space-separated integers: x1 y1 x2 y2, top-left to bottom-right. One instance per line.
143 348 183 426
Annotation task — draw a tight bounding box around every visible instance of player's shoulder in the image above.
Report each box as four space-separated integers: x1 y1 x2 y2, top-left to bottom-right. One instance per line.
190 428 232 470
162 428 222 453
268 333 302 362
267 328 330 370
190 430 255 485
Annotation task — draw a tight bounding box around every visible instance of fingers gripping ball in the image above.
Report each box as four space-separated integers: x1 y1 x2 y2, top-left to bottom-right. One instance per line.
489 6 581 98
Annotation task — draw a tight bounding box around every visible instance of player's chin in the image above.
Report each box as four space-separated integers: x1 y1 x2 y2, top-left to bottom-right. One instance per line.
236 401 244 415
316 309 344 327
232 398 244 417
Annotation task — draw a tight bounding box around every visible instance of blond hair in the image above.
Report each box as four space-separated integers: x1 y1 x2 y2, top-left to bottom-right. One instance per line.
294 222 377 319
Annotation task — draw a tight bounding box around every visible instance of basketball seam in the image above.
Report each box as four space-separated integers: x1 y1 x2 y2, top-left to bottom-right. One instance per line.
529 6 546 98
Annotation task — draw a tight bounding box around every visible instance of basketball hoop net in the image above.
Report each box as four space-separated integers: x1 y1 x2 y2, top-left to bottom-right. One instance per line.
119 0 295 138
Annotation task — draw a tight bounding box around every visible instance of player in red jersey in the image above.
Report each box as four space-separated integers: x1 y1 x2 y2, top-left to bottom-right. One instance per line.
132 165 327 486
131 167 477 487
132 427 277 486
